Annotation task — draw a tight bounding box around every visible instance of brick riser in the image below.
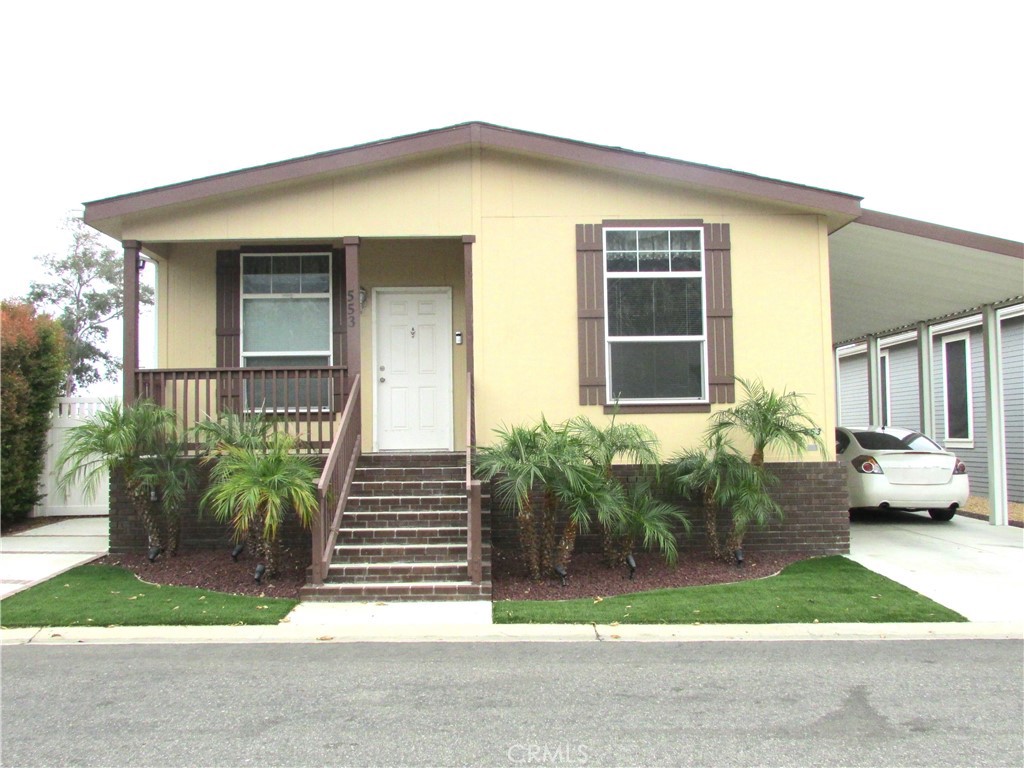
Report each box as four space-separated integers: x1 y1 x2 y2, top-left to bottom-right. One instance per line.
301 452 492 602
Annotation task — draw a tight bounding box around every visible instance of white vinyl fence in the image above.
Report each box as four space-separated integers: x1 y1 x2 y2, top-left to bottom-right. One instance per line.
32 398 114 517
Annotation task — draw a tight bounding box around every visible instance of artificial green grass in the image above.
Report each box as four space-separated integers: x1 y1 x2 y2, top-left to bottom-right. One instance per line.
494 556 967 625
0 565 298 628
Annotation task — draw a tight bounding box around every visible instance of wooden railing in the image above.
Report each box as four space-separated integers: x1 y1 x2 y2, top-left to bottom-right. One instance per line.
135 366 346 454
466 372 483 584
311 375 362 586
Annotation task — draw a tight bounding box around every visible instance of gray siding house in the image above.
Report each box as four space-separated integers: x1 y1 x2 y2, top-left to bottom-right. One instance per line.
837 308 1023 504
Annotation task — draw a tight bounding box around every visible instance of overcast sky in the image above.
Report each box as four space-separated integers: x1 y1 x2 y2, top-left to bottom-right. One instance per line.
3 1 1020 302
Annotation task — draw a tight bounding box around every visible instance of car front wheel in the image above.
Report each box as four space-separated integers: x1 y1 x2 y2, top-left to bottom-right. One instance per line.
928 508 957 522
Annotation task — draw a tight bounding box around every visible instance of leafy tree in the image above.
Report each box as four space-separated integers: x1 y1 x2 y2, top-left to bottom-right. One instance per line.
705 377 825 466
0 301 67 528
201 432 319 577
55 399 181 552
26 216 153 394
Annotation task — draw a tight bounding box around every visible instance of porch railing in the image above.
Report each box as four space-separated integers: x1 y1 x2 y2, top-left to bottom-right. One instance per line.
135 366 346 454
311 375 362 586
466 372 483 584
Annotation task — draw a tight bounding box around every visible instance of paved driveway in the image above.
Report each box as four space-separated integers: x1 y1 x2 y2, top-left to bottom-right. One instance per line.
0 517 108 599
848 509 1024 622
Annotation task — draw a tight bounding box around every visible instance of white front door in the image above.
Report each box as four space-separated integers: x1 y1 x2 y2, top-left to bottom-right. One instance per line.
375 288 453 451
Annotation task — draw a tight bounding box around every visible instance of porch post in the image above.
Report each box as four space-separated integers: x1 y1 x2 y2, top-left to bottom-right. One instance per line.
343 237 360 392
867 334 881 426
122 240 141 404
462 235 476 444
917 321 934 437
981 305 1008 526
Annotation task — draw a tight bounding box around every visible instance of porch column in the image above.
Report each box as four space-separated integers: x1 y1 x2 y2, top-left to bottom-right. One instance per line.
867 334 882 426
343 237 361 391
916 321 934 437
462 236 476 444
122 240 141 404
982 305 1008 526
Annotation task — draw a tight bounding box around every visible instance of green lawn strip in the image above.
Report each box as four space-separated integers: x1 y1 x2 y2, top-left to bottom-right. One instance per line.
0 565 297 628
493 556 967 625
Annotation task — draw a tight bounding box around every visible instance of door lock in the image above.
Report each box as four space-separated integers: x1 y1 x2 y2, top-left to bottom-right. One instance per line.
379 377 386 383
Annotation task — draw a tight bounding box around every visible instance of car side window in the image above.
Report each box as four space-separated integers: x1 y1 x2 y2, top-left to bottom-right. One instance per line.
835 429 850 455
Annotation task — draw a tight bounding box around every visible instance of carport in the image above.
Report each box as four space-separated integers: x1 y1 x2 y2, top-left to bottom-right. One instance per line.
829 210 1023 524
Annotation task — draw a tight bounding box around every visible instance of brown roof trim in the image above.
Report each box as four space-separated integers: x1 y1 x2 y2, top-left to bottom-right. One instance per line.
83 122 863 224
855 209 1023 259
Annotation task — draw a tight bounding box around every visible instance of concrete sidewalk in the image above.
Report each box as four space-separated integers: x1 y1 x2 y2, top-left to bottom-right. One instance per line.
0 517 109 599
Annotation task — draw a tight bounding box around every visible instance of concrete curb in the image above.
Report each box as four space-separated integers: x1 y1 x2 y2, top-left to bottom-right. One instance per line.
3 621 1020 646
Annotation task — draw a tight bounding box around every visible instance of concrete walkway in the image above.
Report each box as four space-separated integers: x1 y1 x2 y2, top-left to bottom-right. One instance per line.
847 510 1024 622
0 517 109 599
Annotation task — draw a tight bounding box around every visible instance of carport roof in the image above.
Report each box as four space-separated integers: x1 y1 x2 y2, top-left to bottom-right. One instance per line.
829 210 1023 345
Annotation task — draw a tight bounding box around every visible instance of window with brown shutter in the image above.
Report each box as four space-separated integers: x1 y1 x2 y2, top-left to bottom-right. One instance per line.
576 219 735 412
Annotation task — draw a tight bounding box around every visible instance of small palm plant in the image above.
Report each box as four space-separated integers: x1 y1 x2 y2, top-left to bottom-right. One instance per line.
706 377 825 466
56 399 180 553
672 433 781 562
201 431 318 578
134 434 196 556
607 480 691 566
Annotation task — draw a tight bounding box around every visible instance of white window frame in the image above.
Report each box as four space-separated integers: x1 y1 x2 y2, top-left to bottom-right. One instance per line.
940 331 973 446
602 226 708 404
239 252 333 412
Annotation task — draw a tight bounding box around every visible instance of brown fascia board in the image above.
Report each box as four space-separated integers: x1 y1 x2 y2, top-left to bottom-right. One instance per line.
83 121 863 225
855 209 1023 259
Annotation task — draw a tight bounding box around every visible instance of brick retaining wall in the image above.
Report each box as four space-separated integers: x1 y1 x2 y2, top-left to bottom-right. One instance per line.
489 461 850 557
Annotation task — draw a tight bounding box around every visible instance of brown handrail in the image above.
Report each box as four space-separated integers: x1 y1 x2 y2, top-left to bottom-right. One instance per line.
311 374 361 585
466 371 483 584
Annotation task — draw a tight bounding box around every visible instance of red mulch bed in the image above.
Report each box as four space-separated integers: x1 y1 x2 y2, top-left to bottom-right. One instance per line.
98 545 812 603
491 548 813 601
99 548 309 600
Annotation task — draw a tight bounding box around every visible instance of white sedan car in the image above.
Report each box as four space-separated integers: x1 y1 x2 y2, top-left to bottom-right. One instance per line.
836 426 969 521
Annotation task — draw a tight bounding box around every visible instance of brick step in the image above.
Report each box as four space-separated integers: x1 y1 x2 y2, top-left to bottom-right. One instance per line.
300 581 492 602
326 561 468 582
347 494 467 512
358 452 465 468
339 526 468 545
333 543 467 563
350 479 466 494
342 510 468 528
354 466 465 482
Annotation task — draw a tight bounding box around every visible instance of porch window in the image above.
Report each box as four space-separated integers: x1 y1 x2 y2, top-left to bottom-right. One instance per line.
241 253 332 410
604 227 706 402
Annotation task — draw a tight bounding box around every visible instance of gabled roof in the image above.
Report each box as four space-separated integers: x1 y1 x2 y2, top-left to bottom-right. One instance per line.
83 121 863 230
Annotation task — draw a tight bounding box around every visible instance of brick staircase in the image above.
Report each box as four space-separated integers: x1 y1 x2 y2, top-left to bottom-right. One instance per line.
301 452 491 601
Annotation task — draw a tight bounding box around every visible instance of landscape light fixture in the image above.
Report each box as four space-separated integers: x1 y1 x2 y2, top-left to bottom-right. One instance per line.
553 564 568 587
734 548 744 567
231 543 245 561
147 546 163 563
254 564 266 584
625 554 637 580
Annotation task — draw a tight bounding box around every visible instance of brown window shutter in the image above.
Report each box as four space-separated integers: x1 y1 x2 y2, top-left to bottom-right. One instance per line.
576 224 606 405
215 250 241 367
704 223 735 404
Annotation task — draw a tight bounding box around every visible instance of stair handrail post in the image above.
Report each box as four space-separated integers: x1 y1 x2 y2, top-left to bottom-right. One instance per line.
465 371 483 584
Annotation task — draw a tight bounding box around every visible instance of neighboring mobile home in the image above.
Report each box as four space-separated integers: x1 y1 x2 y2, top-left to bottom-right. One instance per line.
81 123 1022 597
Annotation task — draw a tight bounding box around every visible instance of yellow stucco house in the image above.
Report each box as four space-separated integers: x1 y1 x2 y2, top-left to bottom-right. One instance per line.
84 123 864 599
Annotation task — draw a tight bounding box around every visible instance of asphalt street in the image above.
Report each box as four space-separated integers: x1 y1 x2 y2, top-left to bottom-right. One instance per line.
2 639 1021 768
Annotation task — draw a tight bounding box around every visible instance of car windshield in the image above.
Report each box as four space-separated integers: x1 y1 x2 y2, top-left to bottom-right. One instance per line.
853 431 942 452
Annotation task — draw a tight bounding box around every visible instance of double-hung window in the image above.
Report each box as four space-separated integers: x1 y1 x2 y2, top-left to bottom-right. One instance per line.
604 227 707 402
941 333 972 442
241 253 332 410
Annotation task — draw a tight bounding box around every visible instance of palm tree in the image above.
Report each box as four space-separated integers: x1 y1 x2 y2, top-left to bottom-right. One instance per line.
134 434 196 556
706 377 824 466
672 433 780 561
201 431 318 577
56 399 179 552
607 480 691 566
475 419 609 580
